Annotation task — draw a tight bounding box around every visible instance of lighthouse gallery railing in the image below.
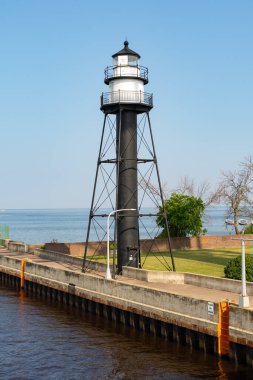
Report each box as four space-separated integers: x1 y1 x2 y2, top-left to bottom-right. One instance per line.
101 91 153 107
104 65 148 82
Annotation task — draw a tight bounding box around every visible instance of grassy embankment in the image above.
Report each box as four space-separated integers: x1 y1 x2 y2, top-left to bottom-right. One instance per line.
92 246 253 277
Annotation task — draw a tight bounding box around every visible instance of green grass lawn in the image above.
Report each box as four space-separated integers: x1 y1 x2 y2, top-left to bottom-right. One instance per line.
145 247 253 277
90 246 253 278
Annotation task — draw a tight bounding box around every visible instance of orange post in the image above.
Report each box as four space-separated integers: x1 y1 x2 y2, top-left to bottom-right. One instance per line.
217 301 230 356
20 259 26 289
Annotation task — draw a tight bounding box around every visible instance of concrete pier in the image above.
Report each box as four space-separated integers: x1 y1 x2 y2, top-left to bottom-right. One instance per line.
0 245 253 367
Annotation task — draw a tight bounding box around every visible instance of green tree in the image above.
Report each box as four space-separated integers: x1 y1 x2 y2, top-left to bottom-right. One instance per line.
157 193 207 238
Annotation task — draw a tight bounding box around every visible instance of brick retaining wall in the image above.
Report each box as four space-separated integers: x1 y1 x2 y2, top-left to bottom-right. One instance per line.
43 234 253 257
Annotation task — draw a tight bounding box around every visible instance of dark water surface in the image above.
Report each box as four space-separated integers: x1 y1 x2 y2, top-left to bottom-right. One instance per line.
0 287 252 379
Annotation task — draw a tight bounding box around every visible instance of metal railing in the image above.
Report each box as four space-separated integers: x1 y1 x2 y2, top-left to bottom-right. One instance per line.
104 65 148 82
101 90 153 107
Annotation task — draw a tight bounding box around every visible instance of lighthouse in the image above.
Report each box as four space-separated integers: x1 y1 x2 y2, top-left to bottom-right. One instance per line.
83 42 175 275
103 41 152 272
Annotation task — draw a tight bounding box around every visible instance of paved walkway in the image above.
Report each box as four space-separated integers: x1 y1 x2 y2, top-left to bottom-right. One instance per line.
1 247 253 308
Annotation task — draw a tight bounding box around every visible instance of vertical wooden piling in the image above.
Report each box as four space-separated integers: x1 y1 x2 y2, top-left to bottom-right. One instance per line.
20 259 26 289
218 301 230 356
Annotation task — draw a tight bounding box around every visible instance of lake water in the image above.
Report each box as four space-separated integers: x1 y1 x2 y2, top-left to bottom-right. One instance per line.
0 206 228 244
0 286 252 379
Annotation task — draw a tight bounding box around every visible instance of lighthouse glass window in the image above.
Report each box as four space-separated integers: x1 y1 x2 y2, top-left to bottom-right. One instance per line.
115 56 128 66
128 55 138 66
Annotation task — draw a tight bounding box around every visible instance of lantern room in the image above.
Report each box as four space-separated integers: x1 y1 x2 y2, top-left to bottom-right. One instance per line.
112 41 140 66
104 41 148 85
102 41 152 109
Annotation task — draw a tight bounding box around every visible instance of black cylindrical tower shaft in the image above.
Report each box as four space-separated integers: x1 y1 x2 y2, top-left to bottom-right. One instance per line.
117 110 139 272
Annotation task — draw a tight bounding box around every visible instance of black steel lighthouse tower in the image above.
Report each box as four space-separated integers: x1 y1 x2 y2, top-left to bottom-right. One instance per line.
83 41 175 275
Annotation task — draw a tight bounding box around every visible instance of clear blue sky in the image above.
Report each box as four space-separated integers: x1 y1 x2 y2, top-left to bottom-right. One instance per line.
0 0 252 209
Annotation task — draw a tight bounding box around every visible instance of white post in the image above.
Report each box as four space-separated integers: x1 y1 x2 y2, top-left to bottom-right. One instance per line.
226 218 252 308
239 237 250 307
105 208 136 280
105 210 113 280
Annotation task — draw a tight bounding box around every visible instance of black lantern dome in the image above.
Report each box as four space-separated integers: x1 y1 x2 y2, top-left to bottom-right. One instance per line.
112 40 141 59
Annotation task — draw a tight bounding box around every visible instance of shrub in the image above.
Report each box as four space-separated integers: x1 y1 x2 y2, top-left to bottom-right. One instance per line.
244 224 253 234
224 255 253 282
